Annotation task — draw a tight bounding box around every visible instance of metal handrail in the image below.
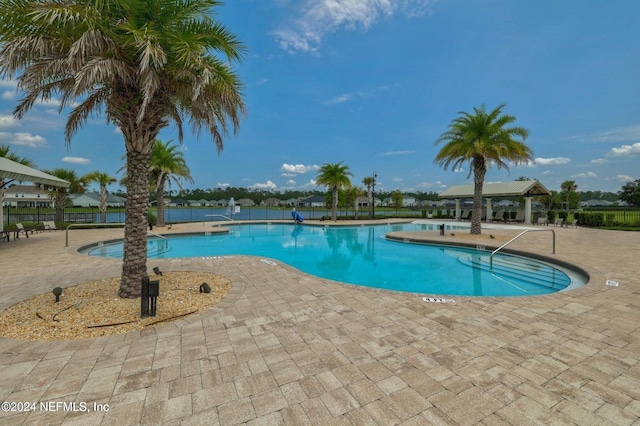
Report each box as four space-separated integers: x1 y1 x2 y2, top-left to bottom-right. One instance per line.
65 222 125 246
147 231 168 250
203 214 234 226
490 229 555 270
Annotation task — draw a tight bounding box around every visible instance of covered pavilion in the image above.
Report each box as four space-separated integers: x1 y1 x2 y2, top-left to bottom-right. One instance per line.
0 156 70 233
438 180 550 224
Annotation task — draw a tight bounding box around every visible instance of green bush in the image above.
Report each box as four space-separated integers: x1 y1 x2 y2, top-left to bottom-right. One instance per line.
547 210 557 222
147 212 158 226
558 211 568 220
578 212 604 227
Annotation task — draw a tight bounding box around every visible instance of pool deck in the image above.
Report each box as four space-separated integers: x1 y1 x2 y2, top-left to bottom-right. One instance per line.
0 220 638 425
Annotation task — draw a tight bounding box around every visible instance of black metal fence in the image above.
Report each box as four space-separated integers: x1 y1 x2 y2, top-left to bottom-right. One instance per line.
5 205 638 226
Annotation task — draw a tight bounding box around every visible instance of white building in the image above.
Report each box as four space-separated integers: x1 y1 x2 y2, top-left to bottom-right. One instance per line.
2 185 53 207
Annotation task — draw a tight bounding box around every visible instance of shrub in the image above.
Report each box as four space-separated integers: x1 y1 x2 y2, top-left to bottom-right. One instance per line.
148 212 158 227
578 212 604 227
547 210 557 222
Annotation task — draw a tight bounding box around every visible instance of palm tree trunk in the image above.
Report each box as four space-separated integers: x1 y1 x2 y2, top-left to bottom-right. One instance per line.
55 194 65 224
100 185 107 223
119 150 151 298
156 175 166 227
332 187 338 221
470 160 486 235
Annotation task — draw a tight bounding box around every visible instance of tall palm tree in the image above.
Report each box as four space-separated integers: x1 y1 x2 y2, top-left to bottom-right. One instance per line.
84 171 117 223
362 176 374 218
0 0 245 298
316 162 352 221
435 104 532 234
150 140 193 227
43 169 87 223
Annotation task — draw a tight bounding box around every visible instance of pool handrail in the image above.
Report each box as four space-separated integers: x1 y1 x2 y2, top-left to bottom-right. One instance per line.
490 229 555 270
147 231 169 250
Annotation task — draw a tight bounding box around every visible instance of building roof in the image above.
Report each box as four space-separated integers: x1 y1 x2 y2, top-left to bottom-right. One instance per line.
438 180 550 199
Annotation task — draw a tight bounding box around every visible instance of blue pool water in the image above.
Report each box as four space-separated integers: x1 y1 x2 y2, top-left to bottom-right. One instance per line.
84 223 581 297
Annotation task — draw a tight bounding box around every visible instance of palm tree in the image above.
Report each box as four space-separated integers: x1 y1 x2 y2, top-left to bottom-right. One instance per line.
150 140 193 227
43 169 87 224
435 104 532 234
0 0 245 298
84 171 117 223
362 177 374 218
316 162 352 221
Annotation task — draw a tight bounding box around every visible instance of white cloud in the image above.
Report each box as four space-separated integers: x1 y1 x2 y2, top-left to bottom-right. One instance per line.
392 177 403 182
61 156 91 164
216 182 230 188
300 179 317 189
0 132 48 148
0 115 19 129
280 163 320 175
615 174 634 183
571 171 597 178
533 157 571 166
607 142 640 157
326 94 354 105
250 180 278 190
274 0 436 53
542 170 553 175
379 150 415 156
1 90 15 100
284 179 297 187
453 167 464 173
591 158 608 164
566 124 640 143
0 80 17 89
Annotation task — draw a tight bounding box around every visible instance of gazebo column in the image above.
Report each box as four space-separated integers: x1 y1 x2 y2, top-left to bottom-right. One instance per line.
455 198 461 221
485 198 492 223
524 196 532 224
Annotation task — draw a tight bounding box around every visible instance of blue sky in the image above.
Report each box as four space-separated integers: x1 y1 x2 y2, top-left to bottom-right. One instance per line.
1 0 639 194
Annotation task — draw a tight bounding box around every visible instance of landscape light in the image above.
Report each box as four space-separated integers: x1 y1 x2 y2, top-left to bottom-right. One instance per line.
52 287 62 303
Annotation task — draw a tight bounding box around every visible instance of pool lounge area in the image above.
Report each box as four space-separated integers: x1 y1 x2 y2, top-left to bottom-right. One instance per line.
0 219 639 424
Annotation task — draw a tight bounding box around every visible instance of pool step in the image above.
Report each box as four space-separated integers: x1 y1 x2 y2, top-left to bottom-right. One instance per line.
447 250 570 291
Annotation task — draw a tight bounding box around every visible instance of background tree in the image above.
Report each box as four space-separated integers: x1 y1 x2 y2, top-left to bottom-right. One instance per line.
435 104 532 234
619 178 640 206
316 162 352 221
362 177 374 218
84 171 117 223
391 190 404 213
44 169 87 223
560 180 578 210
150 140 193 227
0 0 246 298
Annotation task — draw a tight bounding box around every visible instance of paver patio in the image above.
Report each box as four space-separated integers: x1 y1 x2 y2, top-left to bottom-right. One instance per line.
0 220 638 425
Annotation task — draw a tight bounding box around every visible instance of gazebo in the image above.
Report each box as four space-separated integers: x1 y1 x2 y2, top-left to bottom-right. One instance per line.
438 180 550 224
0 156 70 232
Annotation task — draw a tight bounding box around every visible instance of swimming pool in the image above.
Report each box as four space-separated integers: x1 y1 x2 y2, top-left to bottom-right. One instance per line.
84 223 584 297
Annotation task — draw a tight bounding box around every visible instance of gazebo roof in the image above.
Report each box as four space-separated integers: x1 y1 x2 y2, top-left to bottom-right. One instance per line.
439 180 550 199
0 156 70 188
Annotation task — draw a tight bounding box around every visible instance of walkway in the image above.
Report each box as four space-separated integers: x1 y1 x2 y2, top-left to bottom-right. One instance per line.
0 221 638 425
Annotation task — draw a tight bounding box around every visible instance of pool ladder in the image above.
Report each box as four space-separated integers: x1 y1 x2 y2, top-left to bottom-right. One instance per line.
490 229 555 270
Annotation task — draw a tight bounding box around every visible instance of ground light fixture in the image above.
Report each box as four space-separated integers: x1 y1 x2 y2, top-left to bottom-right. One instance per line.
153 266 162 276
199 283 211 293
52 287 62 303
